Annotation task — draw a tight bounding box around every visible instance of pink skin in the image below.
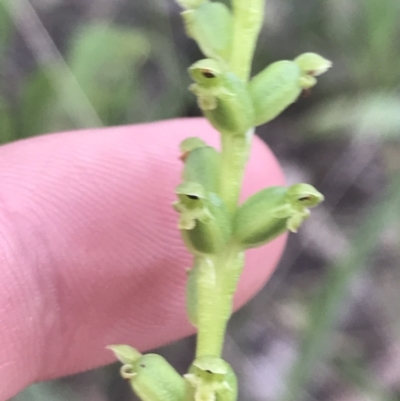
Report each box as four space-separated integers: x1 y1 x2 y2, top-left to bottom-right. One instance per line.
0 118 286 400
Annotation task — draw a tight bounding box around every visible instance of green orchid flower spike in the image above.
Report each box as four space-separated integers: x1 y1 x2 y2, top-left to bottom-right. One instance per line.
110 1 331 400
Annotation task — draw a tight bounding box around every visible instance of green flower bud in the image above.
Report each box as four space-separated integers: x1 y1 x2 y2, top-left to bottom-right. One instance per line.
173 182 231 255
182 2 232 62
108 346 186 401
180 137 208 155
233 184 324 249
185 356 238 401
182 145 220 194
189 59 254 135
294 52 332 76
249 60 303 126
249 53 332 126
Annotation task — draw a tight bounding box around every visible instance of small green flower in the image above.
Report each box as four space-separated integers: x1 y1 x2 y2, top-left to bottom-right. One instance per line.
233 184 324 248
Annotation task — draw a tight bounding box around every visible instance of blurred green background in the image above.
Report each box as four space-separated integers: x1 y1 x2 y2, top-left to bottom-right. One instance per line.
2 0 400 400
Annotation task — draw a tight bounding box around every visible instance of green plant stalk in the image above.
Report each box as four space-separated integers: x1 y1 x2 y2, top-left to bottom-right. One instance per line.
230 0 264 81
195 246 243 357
194 2 264 358
219 129 253 215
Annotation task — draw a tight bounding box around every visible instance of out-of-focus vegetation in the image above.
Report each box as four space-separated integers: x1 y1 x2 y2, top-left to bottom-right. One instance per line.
1 0 191 141
2 0 399 400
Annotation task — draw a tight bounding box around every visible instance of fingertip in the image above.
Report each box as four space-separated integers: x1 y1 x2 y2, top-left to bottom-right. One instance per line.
0 118 286 399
